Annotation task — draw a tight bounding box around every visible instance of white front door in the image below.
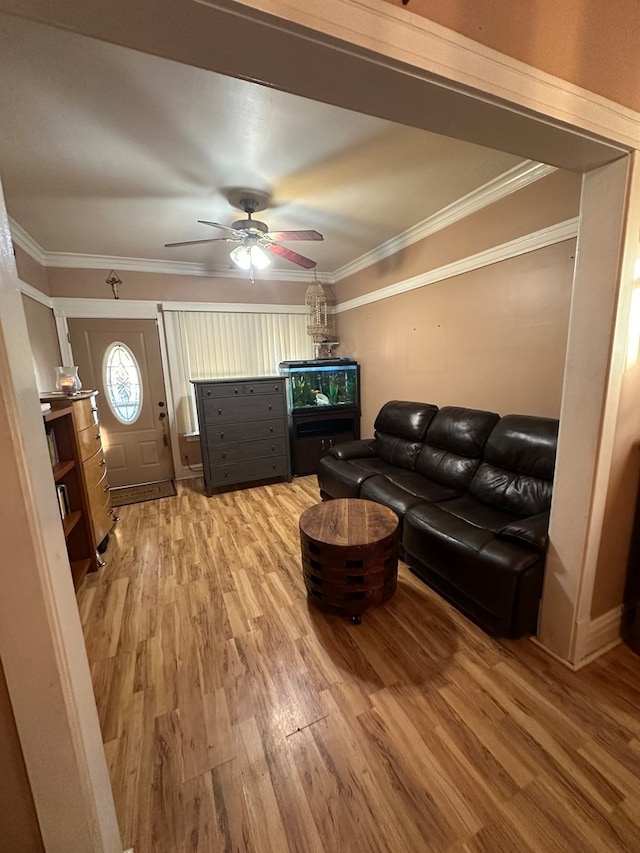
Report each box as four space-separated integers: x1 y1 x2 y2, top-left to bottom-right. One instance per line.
68 318 174 487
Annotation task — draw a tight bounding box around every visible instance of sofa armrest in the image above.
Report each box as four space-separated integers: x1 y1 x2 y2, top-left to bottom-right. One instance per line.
496 511 550 552
329 438 377 461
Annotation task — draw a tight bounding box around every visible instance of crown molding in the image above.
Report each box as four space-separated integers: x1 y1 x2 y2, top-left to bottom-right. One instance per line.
336 217 579 313
8 218 320 281
18 278 54 309
9 162 555 284
43 252 316 282
9 219 47 265
333 160 557 282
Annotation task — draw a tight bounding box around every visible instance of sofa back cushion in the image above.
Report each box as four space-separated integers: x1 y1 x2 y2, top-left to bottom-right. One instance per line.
374 400 438 470
469 414 559 516
416 406 500 489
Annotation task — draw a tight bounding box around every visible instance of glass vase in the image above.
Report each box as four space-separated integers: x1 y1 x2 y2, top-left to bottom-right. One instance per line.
55 366 82 395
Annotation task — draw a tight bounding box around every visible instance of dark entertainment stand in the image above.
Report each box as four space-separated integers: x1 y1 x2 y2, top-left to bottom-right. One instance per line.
279 359 361 477
290 406 360 476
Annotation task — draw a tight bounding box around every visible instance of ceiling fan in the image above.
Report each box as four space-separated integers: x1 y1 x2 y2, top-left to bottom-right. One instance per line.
164 189 323 283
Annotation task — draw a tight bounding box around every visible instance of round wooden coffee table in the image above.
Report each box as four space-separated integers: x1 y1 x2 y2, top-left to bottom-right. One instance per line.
299 498 399 623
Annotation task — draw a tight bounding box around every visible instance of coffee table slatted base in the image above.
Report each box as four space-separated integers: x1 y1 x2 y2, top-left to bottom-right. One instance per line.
300 512 398 622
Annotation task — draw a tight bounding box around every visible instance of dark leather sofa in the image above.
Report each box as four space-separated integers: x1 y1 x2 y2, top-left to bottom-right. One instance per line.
317 401 559 638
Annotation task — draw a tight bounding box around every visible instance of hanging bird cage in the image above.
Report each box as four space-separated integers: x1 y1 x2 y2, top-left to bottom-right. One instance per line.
305 279 339 358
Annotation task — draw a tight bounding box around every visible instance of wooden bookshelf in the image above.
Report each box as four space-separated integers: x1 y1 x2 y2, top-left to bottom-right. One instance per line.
43 406 95 589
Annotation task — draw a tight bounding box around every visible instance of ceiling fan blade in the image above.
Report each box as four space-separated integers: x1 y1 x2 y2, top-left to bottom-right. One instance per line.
266 243 317 269
164 237 236 247
267 229 324 242
197 220 243 236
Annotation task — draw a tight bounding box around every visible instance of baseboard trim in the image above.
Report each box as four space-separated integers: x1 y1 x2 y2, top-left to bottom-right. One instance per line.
582 606 623 662
531 605 623 670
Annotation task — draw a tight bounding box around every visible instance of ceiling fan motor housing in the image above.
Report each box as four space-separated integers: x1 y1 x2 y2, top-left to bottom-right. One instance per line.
232 218 269 234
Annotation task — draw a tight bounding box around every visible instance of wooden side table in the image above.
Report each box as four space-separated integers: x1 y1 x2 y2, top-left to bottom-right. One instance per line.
299 498 399 623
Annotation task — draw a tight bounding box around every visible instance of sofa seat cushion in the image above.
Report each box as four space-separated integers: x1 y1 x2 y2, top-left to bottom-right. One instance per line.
361 472 460 517
425 494 519 534
403 502 543 629
318 455 398 499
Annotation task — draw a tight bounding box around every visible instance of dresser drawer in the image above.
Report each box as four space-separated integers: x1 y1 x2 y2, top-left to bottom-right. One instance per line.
207 454 288 486
242 380 284 396
78 423 103 462
198 382 246 399
208 437 286 464
72 396 100 431
205 418 285 444
87 474 110 513
91 501 113 545
84 451 108 490
198 380 284 399
201 393 284 425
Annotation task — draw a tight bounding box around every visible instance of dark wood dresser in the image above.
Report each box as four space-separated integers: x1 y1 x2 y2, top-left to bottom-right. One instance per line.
192 377 291 496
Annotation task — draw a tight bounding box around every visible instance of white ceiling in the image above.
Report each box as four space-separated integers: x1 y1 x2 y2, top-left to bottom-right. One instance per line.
0 14 524 278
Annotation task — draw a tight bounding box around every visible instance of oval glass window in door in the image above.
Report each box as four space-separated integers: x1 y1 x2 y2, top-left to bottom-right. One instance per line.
103 342 143 424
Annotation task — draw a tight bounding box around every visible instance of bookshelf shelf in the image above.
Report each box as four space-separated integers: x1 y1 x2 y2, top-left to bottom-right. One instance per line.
42 405 94 589
62 510 81 539
53 460 75 482
70 559 92 588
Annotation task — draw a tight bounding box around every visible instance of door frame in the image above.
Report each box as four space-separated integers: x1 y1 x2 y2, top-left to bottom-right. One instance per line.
1 0 639 849
54 298 184 486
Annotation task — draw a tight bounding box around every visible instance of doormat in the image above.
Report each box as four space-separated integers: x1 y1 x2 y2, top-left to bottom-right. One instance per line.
109 480 177 507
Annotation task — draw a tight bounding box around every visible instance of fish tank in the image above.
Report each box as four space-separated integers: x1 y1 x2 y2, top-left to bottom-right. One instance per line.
279 359 359 412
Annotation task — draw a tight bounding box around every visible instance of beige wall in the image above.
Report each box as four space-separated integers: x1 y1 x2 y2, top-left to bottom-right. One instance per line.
0 658 43 852
339 239 575 435
592 308 640 618
381 0 640 113
338 170 581 302
336 170 580 434
47 267 308 304
14 245 49 294
21 295 61 393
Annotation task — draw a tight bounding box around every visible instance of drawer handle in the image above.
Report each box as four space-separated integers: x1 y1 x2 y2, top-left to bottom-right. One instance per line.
272 463 276 470
268 404 272 411
249 387 254 393
222 451 226 459
103 483 111 492
107 508 113 516
218 408 222 415
99 458 106 467
224 470 228 478
269 426 273 433
206 390 211 396
91 407 98 413
234 388 239 394
95 432 101 440
220 432 224 439
271 445 275 452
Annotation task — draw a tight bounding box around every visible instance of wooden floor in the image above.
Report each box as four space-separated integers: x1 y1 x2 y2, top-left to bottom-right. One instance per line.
78 476 640 853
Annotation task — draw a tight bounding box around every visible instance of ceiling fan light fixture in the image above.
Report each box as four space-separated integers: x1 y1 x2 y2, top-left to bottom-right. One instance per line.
230 243 271 270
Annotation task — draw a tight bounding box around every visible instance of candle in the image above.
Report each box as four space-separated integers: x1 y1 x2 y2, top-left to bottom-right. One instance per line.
59 376 76 393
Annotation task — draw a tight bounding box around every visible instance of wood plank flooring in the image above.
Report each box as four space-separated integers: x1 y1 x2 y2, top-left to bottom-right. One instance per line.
78 476 640 852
